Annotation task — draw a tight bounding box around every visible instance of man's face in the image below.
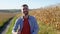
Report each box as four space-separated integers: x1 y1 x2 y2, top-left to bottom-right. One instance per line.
22 6 29 15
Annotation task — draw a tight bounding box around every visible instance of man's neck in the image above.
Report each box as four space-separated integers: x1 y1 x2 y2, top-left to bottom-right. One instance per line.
24 15 29 19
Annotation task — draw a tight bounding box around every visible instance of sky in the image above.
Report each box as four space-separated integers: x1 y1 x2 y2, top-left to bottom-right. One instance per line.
0 0 60 9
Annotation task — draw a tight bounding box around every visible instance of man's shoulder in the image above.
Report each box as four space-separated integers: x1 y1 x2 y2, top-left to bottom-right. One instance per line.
29 15 35 19
16 17 22 21
29 15 36 20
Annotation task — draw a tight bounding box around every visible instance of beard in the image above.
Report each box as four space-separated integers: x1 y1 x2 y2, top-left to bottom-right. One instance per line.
23 11 28 16
25 12 28 16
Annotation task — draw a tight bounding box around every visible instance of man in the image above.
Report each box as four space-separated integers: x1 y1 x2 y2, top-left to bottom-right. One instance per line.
12 4 39 34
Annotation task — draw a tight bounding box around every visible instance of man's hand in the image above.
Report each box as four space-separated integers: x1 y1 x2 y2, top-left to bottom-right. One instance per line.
12 31 17 34
17 29 21 34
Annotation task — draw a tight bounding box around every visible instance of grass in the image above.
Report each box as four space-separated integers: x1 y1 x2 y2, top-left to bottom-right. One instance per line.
6 16 17 34
38 21 57 34
0 12 16 27
0 19 8 26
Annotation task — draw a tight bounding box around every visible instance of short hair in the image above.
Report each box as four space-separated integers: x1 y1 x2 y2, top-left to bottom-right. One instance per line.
22 4 28 7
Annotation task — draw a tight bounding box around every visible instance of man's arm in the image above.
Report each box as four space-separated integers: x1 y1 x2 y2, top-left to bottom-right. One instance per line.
32 17 39 34
12 18 20 34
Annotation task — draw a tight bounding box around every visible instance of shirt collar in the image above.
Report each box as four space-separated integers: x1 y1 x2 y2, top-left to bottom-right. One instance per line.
21 15 30 21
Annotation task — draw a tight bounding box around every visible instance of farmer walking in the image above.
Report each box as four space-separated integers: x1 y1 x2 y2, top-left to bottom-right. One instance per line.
12 4 39 34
